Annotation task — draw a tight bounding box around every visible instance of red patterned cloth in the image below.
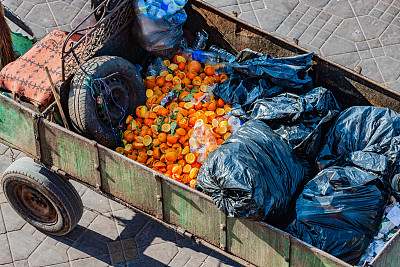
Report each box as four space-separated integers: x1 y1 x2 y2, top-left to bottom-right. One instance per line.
0 30 81 107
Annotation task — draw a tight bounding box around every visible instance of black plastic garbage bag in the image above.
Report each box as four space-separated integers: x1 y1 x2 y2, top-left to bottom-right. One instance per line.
286 166 389 265
132 1 184 58
249 87 341 161
316 106 400 176
195 120 305 222
212 52 313 111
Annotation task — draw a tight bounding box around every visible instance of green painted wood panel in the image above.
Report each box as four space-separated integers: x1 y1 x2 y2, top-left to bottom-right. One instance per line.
162 179 222 247
227 218 290 267
39 120 98 186
372 232 400 267
99 146 158 216
289 237 350 267
0 95 36 155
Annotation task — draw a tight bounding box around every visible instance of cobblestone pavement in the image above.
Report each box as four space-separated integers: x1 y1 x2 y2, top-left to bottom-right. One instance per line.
0 144 240 267
4 0 400 91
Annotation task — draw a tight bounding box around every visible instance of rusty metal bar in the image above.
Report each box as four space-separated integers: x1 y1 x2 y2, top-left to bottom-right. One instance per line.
91 141 102 190
32 114 41 161
154 173 164 220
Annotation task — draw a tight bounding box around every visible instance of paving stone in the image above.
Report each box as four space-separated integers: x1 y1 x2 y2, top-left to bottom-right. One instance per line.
108 241 123 254
368 38 382 49
0 234 13 264
1 203 26 232
121 238 137 250
321 35 357 56
68 233 109 261
0 144 9 155
315 30 330 41
281 17 298 28
110 252 125 264
7 231 41 261
349 0 379 16
370 8 384 19
387 6 400 16
135 220 176 248
380 25 400 46
27 23 47 39
298 32 314 44
177 238 212 262
138 241 179 265
359 50 373 60
200 251 241 267
81 189 112 213
376 1 390 11
310 18 327 28
380 12 396 23
124 249 139 261
334 18 365 42
71 0 87 9
32 229 47 242
0 211 6 234
371 47 385 57
70 255 111 267
0 153 12 174
29 242 69 266
357 59 385 83
62 225 85 242
359 15 390 40
3 0 23 8
326 51 361 70
20 222 36 235
13 260 29 267
392 17 400 28
87 213 120 242
356 41 369 51
375 56 400 82
262 0 299 16
299 0 329 8
109 199 127 212
168 251 191 267
299 14 315 25
386 81 400 92
323 0 354 19
239 3 253 12
0 192 7 205
25 3 57 28
204 0 238 8
305 6 321 17
255 8 287 32
238 11 260 28
293 2 310 13
220 5 241 16
25 0 47 4
48 1 80 26
251 1 265 10
309 36 325 48
113 209 148 240
383 44 400 61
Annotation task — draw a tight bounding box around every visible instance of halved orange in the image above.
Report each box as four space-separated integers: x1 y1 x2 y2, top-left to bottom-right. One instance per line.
189 179 197 188
143 135 152 146
223 132 231 140
116 147 124 154
162 124 171 133
172 165 183 175
185 153 196 164
184 102 194 110
183 164 191 174
189 168 199 179
216 108 225 116
182 146 190 155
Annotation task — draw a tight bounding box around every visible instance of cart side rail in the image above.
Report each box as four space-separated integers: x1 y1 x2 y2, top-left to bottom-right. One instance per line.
0 94 38 158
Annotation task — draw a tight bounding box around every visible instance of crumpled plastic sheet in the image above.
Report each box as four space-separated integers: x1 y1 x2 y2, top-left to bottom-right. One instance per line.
212 51 314 112
132 1 184 58
249 87 341 161
195 119 305 223
286 166 389 265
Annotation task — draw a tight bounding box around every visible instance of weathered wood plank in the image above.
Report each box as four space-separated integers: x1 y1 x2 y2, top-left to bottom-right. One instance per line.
227 218 290 267
39 120 98 186
162 179 222 247
0 94 36 156
99 146 158 216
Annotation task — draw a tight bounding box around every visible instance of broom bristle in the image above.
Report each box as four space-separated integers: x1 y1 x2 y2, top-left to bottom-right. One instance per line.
0 1 16 67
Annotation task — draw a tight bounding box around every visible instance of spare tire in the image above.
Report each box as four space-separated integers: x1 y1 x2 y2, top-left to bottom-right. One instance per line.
68 56 145 147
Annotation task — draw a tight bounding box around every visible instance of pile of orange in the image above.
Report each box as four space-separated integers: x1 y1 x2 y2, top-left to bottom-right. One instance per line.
116 54 233 188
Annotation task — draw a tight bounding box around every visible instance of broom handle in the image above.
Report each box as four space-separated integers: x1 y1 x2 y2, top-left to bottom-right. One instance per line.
45 67 70 130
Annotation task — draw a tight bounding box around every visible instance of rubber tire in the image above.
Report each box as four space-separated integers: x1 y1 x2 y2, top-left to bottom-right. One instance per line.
68 56 145 148
1 157 83 236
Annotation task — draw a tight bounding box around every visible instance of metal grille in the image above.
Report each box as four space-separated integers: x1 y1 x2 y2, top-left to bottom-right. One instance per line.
61 0 134 81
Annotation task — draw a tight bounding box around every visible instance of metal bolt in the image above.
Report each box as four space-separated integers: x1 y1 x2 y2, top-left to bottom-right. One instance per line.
232 11 238 17
284 256 289 262
220 224 226 231
157 195 162 201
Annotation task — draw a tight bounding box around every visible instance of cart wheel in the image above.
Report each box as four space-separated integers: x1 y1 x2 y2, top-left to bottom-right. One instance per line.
1 157 83 236
68 56 145 148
